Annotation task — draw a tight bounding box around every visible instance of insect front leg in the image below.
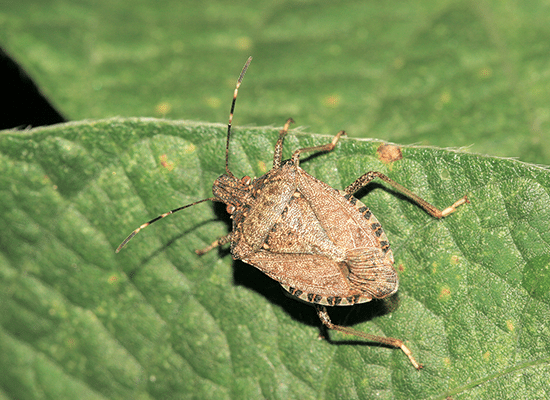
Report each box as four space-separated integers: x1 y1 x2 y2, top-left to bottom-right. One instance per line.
345 171 468 218
272 118 295 169
195 233 232 255
291 130 346 168
315 305 422 370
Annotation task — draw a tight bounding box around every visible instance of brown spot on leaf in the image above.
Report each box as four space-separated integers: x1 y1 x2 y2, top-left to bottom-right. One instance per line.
439 286 451 301
377 143 403 164
159 154 174 171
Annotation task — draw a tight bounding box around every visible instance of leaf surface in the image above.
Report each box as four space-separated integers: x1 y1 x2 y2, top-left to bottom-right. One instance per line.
1 119 549 399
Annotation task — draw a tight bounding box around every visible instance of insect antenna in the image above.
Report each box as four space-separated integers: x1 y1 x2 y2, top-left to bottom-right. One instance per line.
225 56 252 179
116 57 253 253
115 197 215 253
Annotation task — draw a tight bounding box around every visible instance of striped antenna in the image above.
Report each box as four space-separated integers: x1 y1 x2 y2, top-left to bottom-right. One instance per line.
116 57 253 252
225 56 252 178
115 197 215 253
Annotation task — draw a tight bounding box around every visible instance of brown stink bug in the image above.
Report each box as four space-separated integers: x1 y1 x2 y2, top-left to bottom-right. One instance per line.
117 57 468 369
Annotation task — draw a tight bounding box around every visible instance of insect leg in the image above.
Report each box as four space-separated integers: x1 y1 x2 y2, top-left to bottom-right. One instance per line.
291 130 346 168
272 118 295 168
316 305 422 370
344 171 468 218
195 233 232 255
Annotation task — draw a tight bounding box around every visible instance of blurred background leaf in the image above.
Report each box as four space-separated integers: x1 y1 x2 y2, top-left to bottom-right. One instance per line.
1 0 549 163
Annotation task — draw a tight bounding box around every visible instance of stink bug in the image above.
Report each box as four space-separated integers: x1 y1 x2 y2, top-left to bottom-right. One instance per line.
117 57 468 369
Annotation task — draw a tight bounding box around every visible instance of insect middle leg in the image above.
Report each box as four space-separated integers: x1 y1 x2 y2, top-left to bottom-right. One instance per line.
345 171 468 218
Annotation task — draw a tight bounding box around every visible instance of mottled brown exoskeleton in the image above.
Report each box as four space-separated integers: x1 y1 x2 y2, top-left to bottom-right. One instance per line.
117 57 468 369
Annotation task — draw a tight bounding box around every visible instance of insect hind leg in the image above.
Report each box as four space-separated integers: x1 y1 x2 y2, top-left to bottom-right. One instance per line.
315 305 422 370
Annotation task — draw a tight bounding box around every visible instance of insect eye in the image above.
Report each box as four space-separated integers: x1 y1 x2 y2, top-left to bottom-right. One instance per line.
226 204 236 214
241 176 251 185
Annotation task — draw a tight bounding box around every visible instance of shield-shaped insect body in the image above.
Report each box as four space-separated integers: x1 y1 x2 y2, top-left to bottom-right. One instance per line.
117 57 468 369
220 159 399 305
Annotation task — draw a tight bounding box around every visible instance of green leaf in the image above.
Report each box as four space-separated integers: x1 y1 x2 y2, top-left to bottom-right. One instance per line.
2 0 550 163
1 118 549 399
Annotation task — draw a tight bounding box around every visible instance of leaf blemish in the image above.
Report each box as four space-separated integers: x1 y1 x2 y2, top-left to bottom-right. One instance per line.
439 286 452 301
